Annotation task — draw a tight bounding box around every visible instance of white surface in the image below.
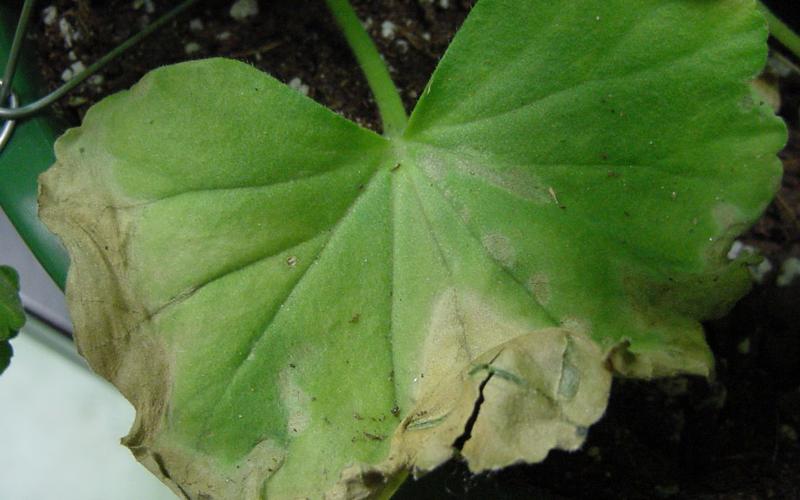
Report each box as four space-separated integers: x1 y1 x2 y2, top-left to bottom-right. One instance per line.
0 327 175 500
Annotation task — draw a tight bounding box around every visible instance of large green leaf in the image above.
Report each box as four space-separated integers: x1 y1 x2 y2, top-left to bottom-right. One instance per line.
38 0 784 498
0 265 25 374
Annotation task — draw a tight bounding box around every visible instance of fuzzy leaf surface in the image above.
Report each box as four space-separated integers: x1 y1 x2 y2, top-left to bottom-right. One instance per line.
0 265 25 374
39 0 784 498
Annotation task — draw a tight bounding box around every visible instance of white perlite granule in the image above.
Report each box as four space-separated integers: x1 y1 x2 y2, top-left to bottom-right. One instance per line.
42 6 58 26
381 20 397 39
184 42 201 55
288 77 310 96
61 61 86 82
230 0 259 21
777 257 800 287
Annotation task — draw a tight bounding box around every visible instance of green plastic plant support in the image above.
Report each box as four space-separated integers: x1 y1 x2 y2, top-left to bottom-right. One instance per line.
0 5 68 289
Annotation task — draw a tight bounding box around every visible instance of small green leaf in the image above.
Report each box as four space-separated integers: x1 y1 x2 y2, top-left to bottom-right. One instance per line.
0 265 25 374
38 0 785 498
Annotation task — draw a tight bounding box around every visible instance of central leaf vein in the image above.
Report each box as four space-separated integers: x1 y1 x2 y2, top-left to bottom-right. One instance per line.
198 168 390 442
407 171 473 360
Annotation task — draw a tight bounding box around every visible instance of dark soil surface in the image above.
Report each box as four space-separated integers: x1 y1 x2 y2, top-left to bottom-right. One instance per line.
26 1 800 498
32 0 475 131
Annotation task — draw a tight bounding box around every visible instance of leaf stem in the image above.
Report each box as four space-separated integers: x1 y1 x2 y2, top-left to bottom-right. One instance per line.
375 469 409 500
325 0 408 136
758 2 800 61
0 0 35 106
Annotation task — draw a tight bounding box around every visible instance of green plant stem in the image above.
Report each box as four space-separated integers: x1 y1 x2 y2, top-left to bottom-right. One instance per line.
376 469 409 500
0 0 34 105
325 0 408 136
758 1 800 60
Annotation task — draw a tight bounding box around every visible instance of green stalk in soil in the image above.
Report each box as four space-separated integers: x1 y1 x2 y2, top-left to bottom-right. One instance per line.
325 0 408 136
0 0 34 105
758 2 800 61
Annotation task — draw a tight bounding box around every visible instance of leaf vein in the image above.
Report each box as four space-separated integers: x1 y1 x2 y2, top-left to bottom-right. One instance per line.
406 172 473 360
112 162 365 209
422 33 750 134
412 165 561 326
198 170 389 442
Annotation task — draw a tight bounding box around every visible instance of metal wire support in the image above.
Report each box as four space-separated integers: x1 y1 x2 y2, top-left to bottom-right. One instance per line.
0 0 33 154
0 79 18 153
0 0 201 122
